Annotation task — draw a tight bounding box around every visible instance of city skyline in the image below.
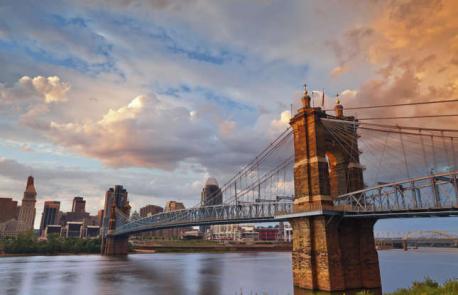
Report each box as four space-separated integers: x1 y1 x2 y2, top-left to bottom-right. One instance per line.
0 0 457 233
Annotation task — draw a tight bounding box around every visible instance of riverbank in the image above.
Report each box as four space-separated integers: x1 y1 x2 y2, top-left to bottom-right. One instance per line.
385 278 458 295
132 240 292 253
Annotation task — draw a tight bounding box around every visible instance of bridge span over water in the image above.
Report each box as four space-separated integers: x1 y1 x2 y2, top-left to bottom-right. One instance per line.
101 85 458 293
113 171 458 236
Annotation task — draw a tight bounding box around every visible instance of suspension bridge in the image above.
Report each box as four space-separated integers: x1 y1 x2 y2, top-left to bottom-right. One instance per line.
101 85 458 292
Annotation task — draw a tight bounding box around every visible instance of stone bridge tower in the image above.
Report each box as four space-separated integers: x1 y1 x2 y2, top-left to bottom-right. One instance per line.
288 85 381 292
101 185 131 256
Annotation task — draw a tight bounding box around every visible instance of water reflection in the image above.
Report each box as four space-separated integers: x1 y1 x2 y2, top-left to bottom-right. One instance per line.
0 249 457 295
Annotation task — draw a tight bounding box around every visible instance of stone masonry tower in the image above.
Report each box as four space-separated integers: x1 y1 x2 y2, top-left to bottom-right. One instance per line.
18 176 37 231
101 185 131 255
288 85 381 292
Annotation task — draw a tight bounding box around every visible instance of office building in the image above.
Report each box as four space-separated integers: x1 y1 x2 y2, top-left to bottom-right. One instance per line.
164 200 185 212
140 205 163 217
0 198 18 223
72 196 86 213
40 201 60 234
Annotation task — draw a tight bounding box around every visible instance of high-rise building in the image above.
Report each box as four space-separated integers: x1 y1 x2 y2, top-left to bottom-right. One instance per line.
201 177 223 206
72 196 86 213
140 205 163 217
40 201 60 234
200 177 223 233
162 201 189 239
97 209 104 226
17 176 37 231
0 198 19 223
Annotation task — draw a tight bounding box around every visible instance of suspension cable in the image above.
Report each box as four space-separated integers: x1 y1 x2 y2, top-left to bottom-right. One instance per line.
323 98 458 111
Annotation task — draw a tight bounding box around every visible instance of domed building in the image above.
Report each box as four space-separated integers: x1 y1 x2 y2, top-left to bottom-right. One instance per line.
201 177 223 207
200 177 223 235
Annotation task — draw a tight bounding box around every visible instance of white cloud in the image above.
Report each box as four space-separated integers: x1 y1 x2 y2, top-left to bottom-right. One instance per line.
19 76 70 103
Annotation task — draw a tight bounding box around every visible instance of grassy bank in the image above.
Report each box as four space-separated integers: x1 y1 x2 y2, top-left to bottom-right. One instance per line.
384 278 458 295
0 232 101 255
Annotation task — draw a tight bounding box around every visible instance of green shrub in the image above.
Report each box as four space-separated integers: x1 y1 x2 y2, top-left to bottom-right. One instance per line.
2 232 101 255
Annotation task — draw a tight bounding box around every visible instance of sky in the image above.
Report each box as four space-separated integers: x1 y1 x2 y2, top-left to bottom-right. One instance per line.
0 0 457 231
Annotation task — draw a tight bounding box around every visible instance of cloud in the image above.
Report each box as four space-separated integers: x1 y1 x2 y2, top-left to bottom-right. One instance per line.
330 66 349 77
45 92 293 173
18 76 70 103
0 75 70 104
328 0 458 129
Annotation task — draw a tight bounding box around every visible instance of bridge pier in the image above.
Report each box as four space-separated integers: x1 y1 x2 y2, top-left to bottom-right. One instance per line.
101 235 129 256
289 86 381 293
290 216 380 292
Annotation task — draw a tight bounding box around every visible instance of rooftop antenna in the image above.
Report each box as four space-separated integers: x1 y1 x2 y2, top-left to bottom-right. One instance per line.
321 88 325 108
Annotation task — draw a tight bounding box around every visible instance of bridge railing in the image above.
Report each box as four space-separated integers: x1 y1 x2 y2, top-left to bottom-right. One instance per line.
113 201 293 236
334 171 458 215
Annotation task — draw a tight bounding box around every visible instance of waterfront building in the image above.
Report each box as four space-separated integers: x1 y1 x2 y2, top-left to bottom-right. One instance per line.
140 204 163 217
0 219 20 239
210 224 241 240
45 225 62 237
240 224 259 240
17 176 37 232
72 196 86 213
0 197 19 223
40 201 61 234
85 225 100 238
256 227 280 241
65 221 83 238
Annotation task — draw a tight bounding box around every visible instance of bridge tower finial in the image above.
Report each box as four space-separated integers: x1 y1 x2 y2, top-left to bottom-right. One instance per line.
301 82 311 108
334 93 344 118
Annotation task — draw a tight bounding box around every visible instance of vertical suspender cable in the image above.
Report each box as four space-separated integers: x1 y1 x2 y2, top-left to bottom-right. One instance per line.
420 130 428 173
452 137 457 170
399 127 410 178
441 131 450 168
431 135 437 171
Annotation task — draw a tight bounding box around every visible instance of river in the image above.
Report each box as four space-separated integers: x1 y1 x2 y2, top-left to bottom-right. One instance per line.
1 248 457 295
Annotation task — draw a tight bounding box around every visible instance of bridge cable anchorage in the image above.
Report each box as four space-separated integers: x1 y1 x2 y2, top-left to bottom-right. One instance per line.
322 98 458 111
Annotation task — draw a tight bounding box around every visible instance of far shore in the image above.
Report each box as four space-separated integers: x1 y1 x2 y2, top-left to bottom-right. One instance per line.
2 246 457 257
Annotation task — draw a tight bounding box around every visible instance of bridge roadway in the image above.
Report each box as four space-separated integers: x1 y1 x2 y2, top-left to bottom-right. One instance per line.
112 171 458 237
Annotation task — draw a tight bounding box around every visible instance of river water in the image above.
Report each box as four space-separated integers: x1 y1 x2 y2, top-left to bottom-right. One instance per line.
1 248 457 295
